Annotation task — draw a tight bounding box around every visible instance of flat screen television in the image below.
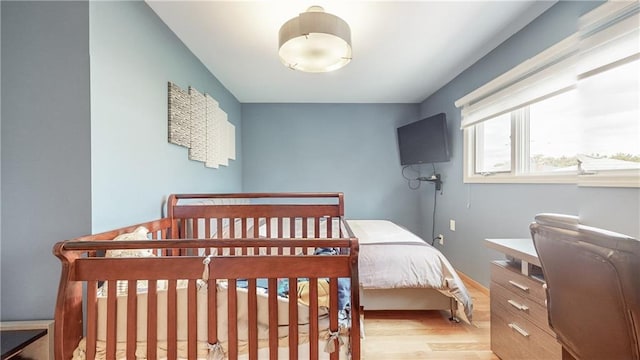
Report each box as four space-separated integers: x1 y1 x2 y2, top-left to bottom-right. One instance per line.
397 113 450 165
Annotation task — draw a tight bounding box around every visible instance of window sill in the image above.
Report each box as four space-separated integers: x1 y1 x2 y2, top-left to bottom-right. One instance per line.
463 171 640 188
463 173 577 185
578 171 640 188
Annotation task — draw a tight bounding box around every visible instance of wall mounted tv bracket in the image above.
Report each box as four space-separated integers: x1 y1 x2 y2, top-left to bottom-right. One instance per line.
417 174 442 191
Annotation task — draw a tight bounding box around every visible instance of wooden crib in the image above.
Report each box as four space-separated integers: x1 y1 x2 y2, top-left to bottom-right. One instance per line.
53 193 360 360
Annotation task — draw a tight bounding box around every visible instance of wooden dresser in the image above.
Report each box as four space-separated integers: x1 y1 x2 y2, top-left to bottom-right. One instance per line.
485 238 561 360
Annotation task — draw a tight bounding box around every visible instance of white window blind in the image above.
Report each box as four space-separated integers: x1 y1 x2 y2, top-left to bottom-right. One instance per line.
455 35 577 129
578 1 640 79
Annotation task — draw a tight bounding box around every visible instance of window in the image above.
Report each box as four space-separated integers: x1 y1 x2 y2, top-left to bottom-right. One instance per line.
474 113 511 174
529 90 580 174
579 58 640 173
457 2 639 187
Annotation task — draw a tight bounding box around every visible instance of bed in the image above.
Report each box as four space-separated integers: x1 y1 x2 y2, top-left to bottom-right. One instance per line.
348 220 473 322
53 193 360 360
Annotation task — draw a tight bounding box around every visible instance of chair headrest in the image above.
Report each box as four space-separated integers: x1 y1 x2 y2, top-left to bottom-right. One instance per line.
533 213 579 231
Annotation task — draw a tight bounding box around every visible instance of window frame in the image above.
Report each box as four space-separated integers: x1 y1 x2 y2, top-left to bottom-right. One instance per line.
463 108 578 185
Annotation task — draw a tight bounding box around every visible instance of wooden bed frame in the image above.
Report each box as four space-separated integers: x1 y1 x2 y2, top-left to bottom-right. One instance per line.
360 288 456 313
53 193 361 360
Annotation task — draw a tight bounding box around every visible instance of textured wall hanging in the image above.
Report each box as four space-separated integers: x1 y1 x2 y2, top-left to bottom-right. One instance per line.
168 82 235 168
168 83 190 148
188 87 207 162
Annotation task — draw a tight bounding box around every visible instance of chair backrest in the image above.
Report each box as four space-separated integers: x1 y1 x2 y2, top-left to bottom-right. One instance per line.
530 213 640 360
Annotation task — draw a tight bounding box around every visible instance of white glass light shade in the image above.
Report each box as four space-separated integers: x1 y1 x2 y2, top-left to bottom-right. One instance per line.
279 6 352 73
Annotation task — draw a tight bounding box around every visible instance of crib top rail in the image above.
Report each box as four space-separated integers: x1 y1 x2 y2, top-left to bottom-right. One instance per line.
169 192 345 200
57 255 354 281
55 238 358 278
57 238 355 252
167 192 345 218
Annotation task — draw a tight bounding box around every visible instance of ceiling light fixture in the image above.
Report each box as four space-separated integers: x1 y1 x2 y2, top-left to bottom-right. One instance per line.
278 6 352 73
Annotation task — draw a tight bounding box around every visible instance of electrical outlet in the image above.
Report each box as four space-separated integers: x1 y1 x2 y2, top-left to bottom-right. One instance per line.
450 219 456 231
437 234 444 245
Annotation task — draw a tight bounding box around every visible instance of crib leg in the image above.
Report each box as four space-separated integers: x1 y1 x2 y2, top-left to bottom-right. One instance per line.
449 298 460 323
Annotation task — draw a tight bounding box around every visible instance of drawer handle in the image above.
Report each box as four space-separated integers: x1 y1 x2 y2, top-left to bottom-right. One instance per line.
507 299 529 312
508 323 530 337
508 280 530 292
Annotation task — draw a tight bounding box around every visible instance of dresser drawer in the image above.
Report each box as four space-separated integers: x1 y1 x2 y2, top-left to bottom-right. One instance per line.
491 281 555 337
491 261 546 306
491 302 561 360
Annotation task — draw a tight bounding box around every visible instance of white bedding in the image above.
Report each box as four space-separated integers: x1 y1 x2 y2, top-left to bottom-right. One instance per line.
347 220 473 321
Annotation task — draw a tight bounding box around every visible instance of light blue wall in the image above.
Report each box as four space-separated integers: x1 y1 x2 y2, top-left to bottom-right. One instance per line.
241 103 427 234
90 1 243 232
1 1 92 320
1 1 243 321
419 0 639 287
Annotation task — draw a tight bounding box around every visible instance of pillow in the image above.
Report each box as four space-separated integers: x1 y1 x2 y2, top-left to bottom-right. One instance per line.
296 279 330 309
104 226 153 295
106 226 153 258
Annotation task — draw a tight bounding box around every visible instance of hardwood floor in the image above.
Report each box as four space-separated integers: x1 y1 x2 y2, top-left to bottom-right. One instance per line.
361 281 497 359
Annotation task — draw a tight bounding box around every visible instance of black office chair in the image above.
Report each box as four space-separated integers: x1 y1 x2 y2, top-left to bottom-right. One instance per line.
530 213 640 360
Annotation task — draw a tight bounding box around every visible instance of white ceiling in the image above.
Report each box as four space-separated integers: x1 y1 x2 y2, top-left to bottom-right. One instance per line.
146 1 556 104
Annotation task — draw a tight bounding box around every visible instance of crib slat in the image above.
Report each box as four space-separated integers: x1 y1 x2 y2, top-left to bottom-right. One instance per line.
216 218 223 239
315 217 321 239
248 279 258 359
288 277 298 359
147 280 158 359
167 279 177 360
278 218 284 255
106 280 117 359
228 279 238 360
254 217 260 237
86 281 98 360
302 217 308 238
328 217 334 238
188 279 197 359
266 217 272 238
180 220 187 255
205 219 212 247
241 218 247 254
268 278 278 359
290 218 296 254
309 278 319 360
241 218 247 237
193 218 200 241
126 280 137 359
329 277 339 360
207 278 218 346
